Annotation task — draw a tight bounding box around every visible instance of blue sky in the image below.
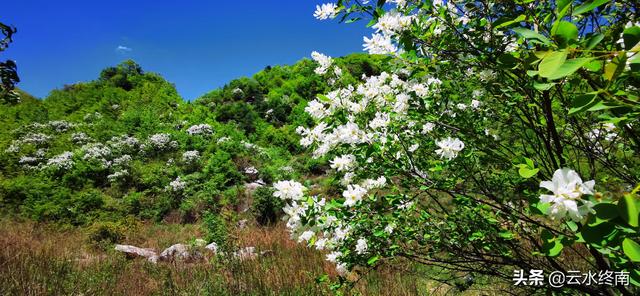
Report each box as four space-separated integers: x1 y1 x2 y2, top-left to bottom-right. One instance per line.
1 1 370 100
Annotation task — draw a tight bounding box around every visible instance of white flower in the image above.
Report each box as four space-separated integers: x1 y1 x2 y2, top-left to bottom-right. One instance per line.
46 151 74 170
182 150 200 163
330 154 356 172
169 176 187 192
343 184 367 207
336 262 348 275
373 11 413 36
408 143 419 152
435 137 465 160
149 133 178 150
305 99 328 120
107 170 129 182
326 251 342 263
314 3 338 20
311 51 333 75
361 176 387 189
539 168 595 221
315 238 328 250
369 112 391 129
363 33 398 54
472 89 484 99
273 180 306 201
187 124 213 136
298 230 315 243
456 103 468 110
384 223 395 234
355 238 368 254
422 122 435 134
479 69 496 82
470 99 481 109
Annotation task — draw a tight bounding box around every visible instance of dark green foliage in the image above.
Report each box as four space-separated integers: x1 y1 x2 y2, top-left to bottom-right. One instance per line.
202 211 228 247
252 186 284 226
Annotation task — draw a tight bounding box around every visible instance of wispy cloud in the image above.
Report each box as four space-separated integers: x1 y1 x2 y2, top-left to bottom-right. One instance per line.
115 45 132 54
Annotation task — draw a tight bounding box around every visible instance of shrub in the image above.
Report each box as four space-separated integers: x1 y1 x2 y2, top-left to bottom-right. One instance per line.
251 186 284 226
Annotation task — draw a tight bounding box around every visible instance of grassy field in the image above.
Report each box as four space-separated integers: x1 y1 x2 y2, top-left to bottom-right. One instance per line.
0 219 469 296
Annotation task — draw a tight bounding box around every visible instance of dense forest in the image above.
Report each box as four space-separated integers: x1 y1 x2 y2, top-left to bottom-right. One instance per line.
0 55 387 246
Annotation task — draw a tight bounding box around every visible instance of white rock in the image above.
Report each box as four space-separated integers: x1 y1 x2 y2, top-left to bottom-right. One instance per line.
159 243 203 262
114 244 158 263
205 242 219 254
233 246 257 261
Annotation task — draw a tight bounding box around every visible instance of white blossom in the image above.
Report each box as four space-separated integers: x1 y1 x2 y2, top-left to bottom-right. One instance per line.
355 238 368 254
273 180 306 201
330 154 356 172
169 176 187 192
363 33 398 54
539 168 595 221
45 151 74 170
313 3 338 20
435 137 465 160
182 150 200 163
187 124 213 136
311 51 333 75
343 184 367 207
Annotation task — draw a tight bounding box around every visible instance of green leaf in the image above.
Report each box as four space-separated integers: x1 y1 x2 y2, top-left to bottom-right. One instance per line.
581 222 616 245
619 193 639 227
367 255 380 265
542 239 564 257
593 203 620 221
569 92 599 115
551 21 579 46
533 82 555 91
493 15 526 29
518 166 539 178
539 51 568 77
556 0 573 19
512 27 551 45
623 26 640 51
546 58 594 80
566 220 578 232
584 33 604 50
573 0 610 15
622 238 640 262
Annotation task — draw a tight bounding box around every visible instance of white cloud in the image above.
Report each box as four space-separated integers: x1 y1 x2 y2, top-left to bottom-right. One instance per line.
115 45 132 54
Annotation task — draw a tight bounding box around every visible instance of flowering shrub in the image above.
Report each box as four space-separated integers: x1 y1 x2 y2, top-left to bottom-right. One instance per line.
147 133 178 151
275 1 640 294
186 124 213 136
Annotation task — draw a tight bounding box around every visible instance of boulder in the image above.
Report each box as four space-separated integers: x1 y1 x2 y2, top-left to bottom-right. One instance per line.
205 242 219 254
159 243 203 262
114 244 158 263
233 246 257 261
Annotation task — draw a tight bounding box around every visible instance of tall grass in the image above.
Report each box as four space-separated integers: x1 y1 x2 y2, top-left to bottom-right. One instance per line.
0 219 461 295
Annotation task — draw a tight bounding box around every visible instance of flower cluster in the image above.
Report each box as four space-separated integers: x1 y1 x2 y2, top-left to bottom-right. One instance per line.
313 3 338 20
48 120 75 133
181 150 200 164
71 132 92 145
169 176 187 192
311 51 333 75
539 168 595 222
45 151 75 170
107 170 129 183
148 133 178 151
186 124 213 136
20 133 52 146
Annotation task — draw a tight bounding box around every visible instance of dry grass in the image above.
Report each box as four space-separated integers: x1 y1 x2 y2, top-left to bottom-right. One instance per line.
0 218 465 296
